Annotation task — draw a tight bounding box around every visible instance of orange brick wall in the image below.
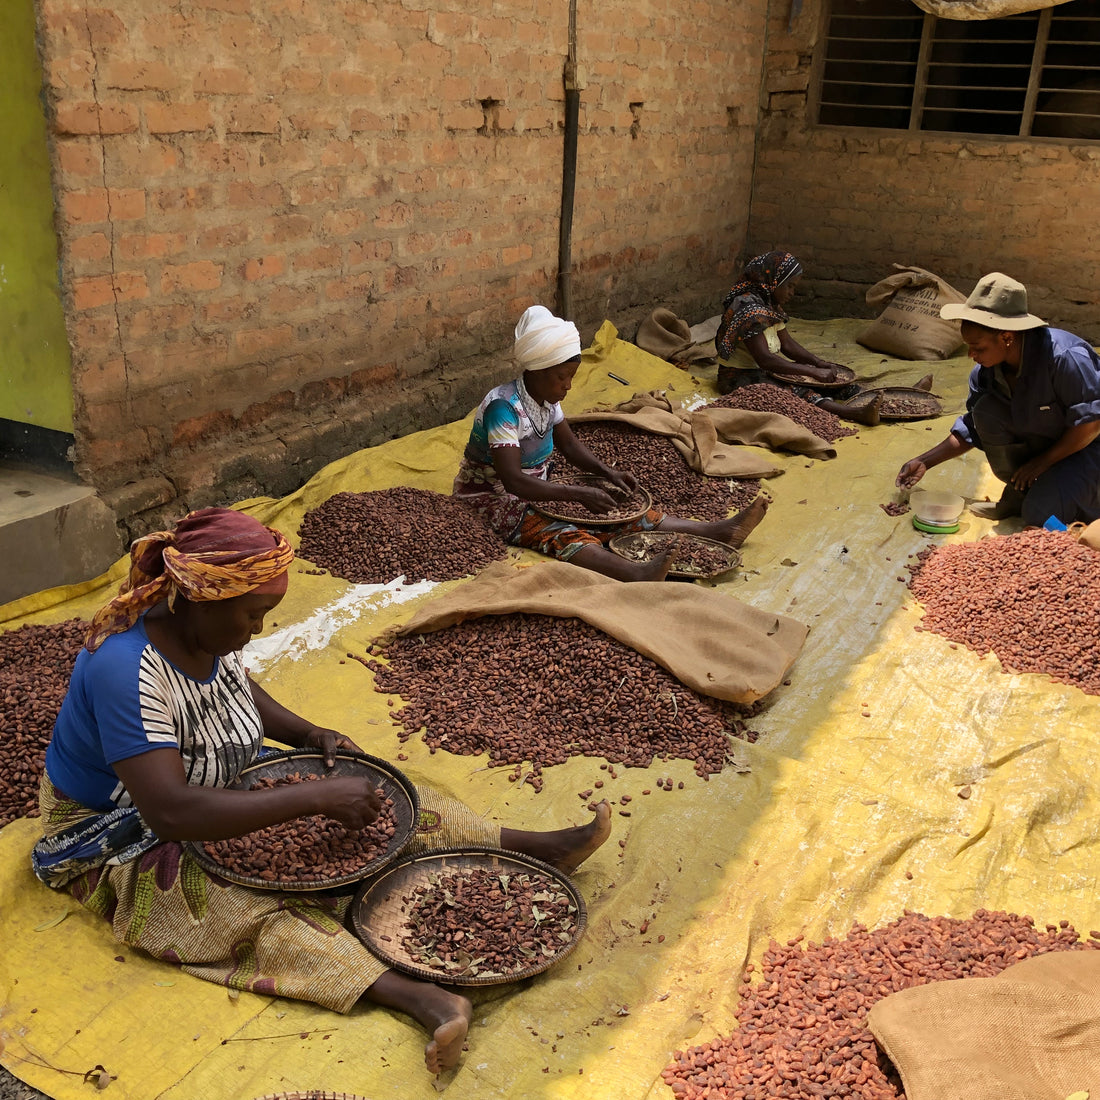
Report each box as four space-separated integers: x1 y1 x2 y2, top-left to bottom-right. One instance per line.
748 0 1100 338
35 0 768 530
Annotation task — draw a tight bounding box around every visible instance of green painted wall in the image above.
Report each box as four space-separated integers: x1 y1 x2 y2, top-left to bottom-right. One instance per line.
1 0 73 433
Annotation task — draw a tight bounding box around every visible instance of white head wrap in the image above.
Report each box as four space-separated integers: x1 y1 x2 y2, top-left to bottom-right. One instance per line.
513 305 581 372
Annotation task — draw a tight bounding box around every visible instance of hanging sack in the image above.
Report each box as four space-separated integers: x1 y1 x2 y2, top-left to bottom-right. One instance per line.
856 265 967 360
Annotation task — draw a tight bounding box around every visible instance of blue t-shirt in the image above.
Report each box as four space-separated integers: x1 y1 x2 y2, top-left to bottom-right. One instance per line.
953 327 1100 448
464 379 564 471
45 618 263 812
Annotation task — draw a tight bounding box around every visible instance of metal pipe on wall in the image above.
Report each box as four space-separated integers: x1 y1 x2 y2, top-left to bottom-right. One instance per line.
557 0 579 321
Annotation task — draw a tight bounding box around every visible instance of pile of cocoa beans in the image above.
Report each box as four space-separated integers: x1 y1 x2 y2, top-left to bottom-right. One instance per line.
908 528 1100 694
705 384 857 443
562 422 761 520
201 772 399 881
298 488 508 584
663 909 1098 1099
398 866 578 978
365 614 757 788
0 619 88 827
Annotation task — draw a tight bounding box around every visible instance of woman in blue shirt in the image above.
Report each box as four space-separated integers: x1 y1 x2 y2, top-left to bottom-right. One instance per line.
896 273 1100 526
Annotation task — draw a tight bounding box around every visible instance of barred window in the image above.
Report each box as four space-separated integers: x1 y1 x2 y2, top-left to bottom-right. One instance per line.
816 0 1100 139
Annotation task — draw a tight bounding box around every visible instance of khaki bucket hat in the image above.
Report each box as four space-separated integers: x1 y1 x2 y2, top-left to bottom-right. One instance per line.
940 272 1046 330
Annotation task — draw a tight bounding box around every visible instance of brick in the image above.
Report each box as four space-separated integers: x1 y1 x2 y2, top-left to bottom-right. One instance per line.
288 109 341 132
263 214 314 243
282 68 324 93
161 261 223 293
441 107 484 130
194 67 253 95
62 189 109 225
54 101 138 135
172 410 237 449
348 109 386 131
234 323 295 355
56 142 103 178
203 296 251 323
242 254 286 281
127 303 195 338
348 238 393 265
227 181 286 208
100 60 180 91
292 244 342 271
198 223 253 249
145 101 215 133
69 233 111 262
299 33 344 55
72 276 113 310
322 207 368 235
290 177 341 205
117 232 188 260
324 272 374 300
108 188 146 220
327 70 377 96
227 104 282 133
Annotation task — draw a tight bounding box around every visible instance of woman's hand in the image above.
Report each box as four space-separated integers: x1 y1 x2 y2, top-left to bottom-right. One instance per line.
896 459 927 489
798 364 840 383
313 775 383 830
302 725 360 768
578 485 620 514
604 469 639 494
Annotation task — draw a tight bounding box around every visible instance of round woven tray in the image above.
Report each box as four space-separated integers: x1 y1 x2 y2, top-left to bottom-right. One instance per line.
841 386 943 421
608 530 741 580
534 475 652 527
351 847 588 986
185 749 420 892
774 364 857 390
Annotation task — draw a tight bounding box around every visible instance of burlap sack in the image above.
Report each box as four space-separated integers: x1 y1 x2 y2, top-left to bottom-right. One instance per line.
856 265 967 360
634 308 716 364
1070 518 1100 550
868 950 1100 1100
383 559 809 704
569 391 835 478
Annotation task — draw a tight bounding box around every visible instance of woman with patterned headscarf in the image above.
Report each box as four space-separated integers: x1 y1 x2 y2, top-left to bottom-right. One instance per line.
715 252 881 426
454 305 769 580
32 507 611 1076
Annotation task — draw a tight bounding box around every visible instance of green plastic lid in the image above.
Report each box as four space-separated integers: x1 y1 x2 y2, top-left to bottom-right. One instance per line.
912 516 959 534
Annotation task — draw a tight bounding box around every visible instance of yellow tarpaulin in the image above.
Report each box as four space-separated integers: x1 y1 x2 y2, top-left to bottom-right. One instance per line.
3 320 1099 1100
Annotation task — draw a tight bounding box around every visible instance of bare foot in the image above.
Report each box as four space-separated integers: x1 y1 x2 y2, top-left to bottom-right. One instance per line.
363 972 472 1075
846 392 881 427
501 800 613 874
713 495 769 548
634 546 677 581
426 1007 472 1075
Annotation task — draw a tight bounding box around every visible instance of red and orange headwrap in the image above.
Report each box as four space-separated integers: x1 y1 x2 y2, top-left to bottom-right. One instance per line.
85 507 295 652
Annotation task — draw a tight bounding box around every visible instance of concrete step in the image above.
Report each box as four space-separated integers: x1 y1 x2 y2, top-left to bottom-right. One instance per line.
0 463 122 606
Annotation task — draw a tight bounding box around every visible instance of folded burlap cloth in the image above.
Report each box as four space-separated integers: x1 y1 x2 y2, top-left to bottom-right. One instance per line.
570 391 835 479
634 307 717 364
868 950 1100 1100
382 559 808 704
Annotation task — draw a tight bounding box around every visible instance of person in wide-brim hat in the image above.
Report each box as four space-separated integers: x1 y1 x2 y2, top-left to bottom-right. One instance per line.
896 272 1100 525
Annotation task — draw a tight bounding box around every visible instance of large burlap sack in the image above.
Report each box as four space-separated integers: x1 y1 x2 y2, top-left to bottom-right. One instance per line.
634 308 717 364
383 559 809 704
868 950 1100 1100
856 265 967 360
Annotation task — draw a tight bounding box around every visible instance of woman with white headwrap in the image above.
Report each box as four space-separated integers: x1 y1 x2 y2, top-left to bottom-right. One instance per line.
454 305 768 580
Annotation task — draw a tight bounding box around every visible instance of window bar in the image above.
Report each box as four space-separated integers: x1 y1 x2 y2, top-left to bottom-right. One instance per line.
910 12 935 131
1020 7 1053 136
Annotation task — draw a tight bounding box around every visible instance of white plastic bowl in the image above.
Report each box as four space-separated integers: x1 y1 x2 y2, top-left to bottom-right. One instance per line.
910 490 964 525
